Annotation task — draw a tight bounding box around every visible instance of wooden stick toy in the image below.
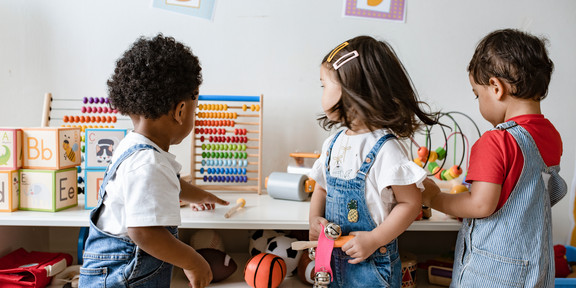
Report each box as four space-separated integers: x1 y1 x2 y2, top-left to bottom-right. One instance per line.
291 235 355 250
224 198 246 218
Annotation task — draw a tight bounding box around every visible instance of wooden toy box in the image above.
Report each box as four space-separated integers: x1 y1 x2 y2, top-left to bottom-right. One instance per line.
19 168 78 212
0 128 22 170
22 127 82 170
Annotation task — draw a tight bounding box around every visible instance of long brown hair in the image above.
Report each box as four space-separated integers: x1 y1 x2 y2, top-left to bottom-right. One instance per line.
318 36 438 138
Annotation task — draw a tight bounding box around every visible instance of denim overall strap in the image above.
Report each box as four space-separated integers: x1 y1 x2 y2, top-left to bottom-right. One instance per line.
324 131 400 287
80 144 177 288
452 120 566 288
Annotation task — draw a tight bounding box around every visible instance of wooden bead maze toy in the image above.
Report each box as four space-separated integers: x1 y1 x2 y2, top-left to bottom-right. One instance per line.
410 111 481 193
188 95 264 194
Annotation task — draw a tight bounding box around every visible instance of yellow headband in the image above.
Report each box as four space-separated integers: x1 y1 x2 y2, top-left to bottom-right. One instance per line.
327 42 349 63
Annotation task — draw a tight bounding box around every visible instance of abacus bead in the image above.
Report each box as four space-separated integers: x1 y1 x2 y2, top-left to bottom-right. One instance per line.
428 151 438 163
435 147 447 160
200 168 204 174
242 104 247 111
89 97 94 104
435 169 446 180
427 162 439 174
442 169 455 180
81 107 87 113
417 147 429 162
100 97 106 103
83 97 88 104
413 157 423 167
449 165 463 177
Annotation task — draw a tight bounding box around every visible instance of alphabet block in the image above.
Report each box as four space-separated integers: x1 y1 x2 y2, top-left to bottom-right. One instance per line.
19 168 78 212
22 127 82 169
84 169 105 209
0 128 23 170
84 129 126 169
0 170 19 212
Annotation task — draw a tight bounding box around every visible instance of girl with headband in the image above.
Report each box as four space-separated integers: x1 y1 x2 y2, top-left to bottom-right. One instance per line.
308 35 439 287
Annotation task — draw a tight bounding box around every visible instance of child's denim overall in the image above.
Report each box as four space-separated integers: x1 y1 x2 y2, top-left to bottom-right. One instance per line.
451 121 567 288
80 144 178 288
324 131 401 288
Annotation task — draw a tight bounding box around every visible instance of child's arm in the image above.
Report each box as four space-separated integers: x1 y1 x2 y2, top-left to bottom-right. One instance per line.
127 226 212 288
179 178 229 211
422 178 500 218
309 183 329 241
342 184 421 264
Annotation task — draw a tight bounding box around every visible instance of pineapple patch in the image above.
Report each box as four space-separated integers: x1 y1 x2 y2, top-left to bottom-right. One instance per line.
347 200 359 223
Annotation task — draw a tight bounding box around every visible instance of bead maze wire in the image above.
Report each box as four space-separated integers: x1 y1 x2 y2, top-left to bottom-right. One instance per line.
409 111 481 182
184 95 264 194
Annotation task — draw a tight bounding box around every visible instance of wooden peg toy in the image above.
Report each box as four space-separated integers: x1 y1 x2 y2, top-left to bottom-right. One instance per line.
291 235 355 251
224 198 246 218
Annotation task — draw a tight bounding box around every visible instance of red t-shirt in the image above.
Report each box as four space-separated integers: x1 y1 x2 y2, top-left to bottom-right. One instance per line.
465 114 563 213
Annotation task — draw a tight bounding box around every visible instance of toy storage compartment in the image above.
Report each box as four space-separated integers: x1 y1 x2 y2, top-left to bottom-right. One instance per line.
555 245 576 287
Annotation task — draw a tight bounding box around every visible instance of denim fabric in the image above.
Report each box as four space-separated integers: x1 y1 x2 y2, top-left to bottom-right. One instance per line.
80 144 178 288
324 131 401 288
451 121 567 288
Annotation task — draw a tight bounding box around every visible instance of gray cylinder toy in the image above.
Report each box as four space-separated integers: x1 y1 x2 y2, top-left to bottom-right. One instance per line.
266 172 311 201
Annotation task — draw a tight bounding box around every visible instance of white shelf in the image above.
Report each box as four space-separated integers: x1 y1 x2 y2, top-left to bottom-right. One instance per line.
0 193 461 231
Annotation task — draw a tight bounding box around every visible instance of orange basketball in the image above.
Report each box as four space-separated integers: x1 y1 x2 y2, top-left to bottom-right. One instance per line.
244 253 286 288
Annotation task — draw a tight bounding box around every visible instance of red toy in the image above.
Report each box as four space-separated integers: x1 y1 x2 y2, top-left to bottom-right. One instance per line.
244 253 286 288
555 244 571 278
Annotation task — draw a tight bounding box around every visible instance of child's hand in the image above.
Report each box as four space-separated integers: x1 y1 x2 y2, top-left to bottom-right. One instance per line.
190 192 229 211
183 253 213 288
309 216 329 241
421 177 441 207
342 231 380 264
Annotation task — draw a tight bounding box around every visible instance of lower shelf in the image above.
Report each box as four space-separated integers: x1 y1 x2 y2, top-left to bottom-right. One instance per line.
171 253 310 287
170 253 450 288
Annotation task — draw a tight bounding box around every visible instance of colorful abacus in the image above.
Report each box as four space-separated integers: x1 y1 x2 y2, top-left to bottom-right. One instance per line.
189 95 263 194
41 93 131 131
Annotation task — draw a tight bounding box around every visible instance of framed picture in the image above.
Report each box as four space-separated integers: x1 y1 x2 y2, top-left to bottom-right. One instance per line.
343 0 406 22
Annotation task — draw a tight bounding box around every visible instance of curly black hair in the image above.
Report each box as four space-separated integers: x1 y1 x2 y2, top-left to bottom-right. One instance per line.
318 35 438 138
468 29 553 101
107 34 202 119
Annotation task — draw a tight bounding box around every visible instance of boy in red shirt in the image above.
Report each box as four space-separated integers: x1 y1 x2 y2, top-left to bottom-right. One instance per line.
423 29 567 287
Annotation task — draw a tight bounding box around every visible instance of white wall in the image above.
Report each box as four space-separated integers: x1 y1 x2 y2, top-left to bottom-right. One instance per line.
1 0 575 244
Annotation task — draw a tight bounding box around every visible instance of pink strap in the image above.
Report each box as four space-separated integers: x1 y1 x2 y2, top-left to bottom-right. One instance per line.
315 224 334 278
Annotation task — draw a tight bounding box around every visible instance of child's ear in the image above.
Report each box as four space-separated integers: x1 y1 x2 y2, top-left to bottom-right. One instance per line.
488 77 507 100
173 101 186 125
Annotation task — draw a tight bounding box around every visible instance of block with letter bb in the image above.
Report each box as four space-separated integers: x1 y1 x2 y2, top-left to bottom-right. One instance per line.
0 128 23 170
84 128 126 169
22 127 82 169
19 168 78 212
0 170 19 212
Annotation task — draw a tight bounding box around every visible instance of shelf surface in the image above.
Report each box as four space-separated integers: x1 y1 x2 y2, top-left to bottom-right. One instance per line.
0 193 461 231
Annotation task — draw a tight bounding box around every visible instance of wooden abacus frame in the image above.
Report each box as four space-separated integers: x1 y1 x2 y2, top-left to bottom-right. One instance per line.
188 95 264 194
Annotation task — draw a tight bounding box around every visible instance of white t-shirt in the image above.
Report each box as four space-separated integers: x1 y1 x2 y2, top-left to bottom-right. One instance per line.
96 132 182 237
309 129 426 225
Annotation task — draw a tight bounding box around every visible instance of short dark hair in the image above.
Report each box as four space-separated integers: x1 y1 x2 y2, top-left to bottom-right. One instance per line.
319 35 437 138
107 34 202 119
468 29 553 101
